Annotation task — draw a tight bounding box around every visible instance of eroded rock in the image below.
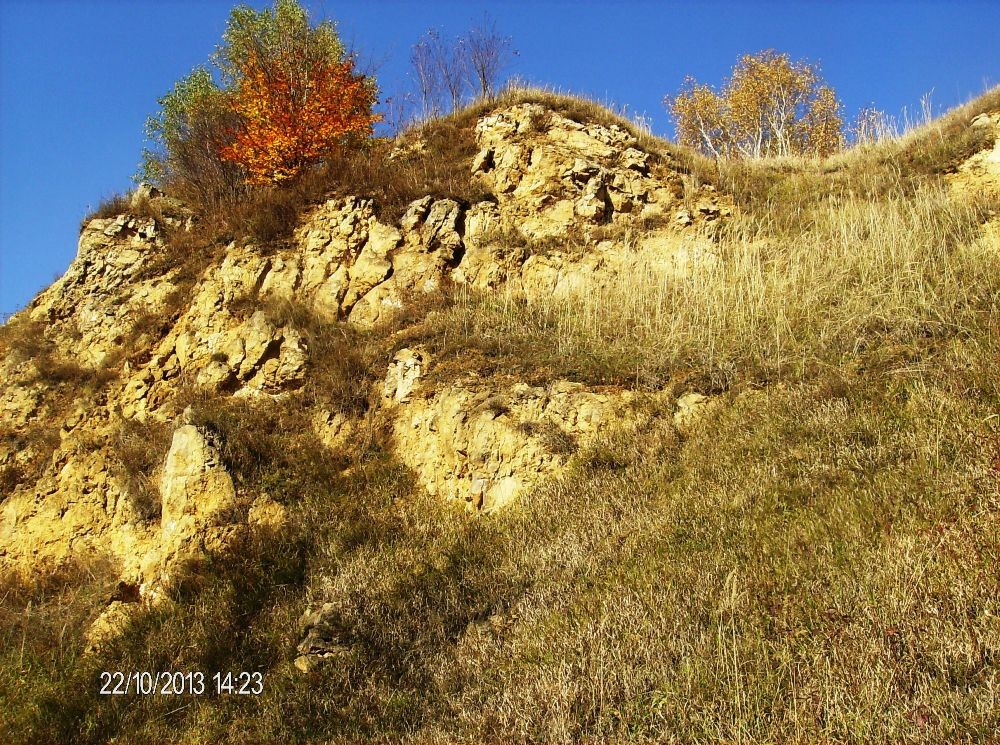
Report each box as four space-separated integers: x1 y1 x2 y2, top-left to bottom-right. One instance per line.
27 215 178 367
1 101 738 653
471 103 686 238
384 355 644 511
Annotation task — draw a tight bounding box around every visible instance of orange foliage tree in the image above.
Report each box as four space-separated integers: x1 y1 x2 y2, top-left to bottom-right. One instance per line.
219 51 378 184
142 1 380 191
668 50 844 159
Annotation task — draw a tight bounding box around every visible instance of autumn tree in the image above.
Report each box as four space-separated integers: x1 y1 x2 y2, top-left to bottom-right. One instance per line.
219 46 378 184
410 31 446 119
667 50 845 158
141 0 379 190
140 68 244 207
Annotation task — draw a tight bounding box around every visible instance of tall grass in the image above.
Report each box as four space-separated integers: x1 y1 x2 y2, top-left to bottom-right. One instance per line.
408 178 996 391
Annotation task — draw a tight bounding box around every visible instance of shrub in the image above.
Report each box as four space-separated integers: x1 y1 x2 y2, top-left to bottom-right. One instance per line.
140 67 245 212
140 0 379 206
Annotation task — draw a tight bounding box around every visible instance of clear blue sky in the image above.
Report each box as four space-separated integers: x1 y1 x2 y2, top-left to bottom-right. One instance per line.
1 1 997 318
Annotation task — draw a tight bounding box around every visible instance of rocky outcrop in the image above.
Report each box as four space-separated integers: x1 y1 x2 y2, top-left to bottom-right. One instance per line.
301 194 465 327
0 412 248 595
383 349 647 511
0 420 155 574
948 110 1000 246
295 602 353 672
27 197 186 367
152 423 241 586
456 104 730 293
0 100 734 645
951 111 1000 197
470 103 685 238
967 112 1000 166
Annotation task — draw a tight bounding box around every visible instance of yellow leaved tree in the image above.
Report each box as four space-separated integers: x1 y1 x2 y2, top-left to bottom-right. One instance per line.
667 50 844 159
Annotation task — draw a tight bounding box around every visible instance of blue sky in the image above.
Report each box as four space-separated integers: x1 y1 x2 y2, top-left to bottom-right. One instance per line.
1 1 997 318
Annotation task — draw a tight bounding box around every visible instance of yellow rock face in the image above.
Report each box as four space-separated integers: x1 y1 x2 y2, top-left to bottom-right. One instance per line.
383 352 649 512
0 101 728 634
950 112 1000 198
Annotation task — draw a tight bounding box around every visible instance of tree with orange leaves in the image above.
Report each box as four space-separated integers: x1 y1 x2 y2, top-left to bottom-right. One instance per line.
141 0 379 190
215 1 379 184
220 51 378 184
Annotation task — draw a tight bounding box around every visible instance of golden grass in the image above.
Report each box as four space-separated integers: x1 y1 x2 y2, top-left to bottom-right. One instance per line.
403 178 997 393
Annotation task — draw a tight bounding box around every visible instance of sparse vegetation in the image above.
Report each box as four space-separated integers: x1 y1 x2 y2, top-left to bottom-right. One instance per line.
409 13 516 120
391 174 996 393
108 419 172 521
0 557 118 739
6 360 998 742
0 318 121 497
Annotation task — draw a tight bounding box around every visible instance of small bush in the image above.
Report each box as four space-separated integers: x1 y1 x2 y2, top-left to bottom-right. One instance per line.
79 190 163 229
108 419 172 521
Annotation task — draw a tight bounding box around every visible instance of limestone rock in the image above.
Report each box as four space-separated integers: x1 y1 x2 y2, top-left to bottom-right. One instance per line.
27 215 178 367
312 409 355 452
673 392 712 433
85 599 141 653
0 356 44 430
155 424 239 582
471 103 691 239
248 494 287 531
950 111 1000 198
295 602 352 672
383 348 429 404
971 113 994 128
388 374 644 511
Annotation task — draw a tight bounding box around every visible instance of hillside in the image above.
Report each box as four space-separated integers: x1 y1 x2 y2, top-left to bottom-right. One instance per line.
1 87 999 743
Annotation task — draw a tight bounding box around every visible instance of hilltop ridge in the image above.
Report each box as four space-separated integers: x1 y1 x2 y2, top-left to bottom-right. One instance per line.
2 88 999 743
2 93 732 589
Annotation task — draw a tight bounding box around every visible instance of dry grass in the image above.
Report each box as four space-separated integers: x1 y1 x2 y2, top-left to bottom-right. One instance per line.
107 419 172 522
840 85 1000 172
0 319 121 498
0 557 117 741
411 376 1000 742
80 192 164 230
16 360 996 743
397 179 996 393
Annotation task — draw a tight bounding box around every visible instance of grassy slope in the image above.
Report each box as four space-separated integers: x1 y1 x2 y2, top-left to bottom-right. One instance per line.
2 86 1000 743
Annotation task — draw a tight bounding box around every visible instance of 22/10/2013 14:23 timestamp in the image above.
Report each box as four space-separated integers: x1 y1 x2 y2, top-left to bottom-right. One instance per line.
99 671 264 696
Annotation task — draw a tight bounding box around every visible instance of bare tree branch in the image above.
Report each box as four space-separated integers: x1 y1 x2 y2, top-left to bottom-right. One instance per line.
462 13 516 101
